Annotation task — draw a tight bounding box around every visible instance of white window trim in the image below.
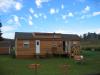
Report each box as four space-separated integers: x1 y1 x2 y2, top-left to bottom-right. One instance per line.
73 41 77 44
23 40 30 48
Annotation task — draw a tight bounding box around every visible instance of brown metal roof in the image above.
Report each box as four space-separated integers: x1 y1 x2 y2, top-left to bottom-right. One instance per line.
15 32 80 40
15 32 61 39
62 34 80 41
0 39 14 47
15 32 33 39
34 32 61 38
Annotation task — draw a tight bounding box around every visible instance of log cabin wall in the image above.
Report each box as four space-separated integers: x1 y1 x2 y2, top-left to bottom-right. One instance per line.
15 39 63 58
16 39 35 58
39 40 63 56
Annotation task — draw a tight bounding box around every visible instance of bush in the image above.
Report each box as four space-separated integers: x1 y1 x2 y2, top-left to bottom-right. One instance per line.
82 47 100 51
10 47 16 58
95 48 100 51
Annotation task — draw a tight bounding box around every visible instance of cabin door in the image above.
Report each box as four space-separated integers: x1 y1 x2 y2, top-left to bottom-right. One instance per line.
63 41 68 53
36 40 40 54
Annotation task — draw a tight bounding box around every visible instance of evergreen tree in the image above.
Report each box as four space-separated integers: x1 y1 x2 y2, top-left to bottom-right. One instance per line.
0 21 3 41
82 32 100 41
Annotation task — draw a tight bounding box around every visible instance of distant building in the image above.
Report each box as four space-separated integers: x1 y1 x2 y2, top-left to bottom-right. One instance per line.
0 39 14 54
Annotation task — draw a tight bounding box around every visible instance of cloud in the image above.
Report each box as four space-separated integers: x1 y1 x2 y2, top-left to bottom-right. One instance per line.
50 8 59 15
85 6 90 11
28 20 33 26
62 12 73 20
39 13 42 17
2 32 14 39
35 0 50 8
1 25 15 32
80 15 85 19
62 15 67 20
1 23 16 39
34 14 39 18
20 16 27 22
7 19 13 24
82 6 90 13
29 15 33 20
0 0 15 12
15 2 22 10
80 14 91 19
56 9 59 13
1 16 21 33
50 8 56 14
39 13 47 19
92 11 100 16
61 4 64 9
14 15 19 22
29 8 34 14
32 13 47 19
68 12 74 17
3 15 21 27
28 15 33 26
95 28 100 33
35 0 42 7
43 15 47 19
1 15 21 39
0 0 23 12
6 15 21 27
13 15 21 26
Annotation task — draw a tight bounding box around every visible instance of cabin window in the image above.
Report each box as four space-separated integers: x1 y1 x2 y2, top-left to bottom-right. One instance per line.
23 40 29 48
73 41 77 44
37 41 39 45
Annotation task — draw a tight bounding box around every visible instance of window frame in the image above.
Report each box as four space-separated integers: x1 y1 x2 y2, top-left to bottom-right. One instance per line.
23 40 30 48
73 41 78 45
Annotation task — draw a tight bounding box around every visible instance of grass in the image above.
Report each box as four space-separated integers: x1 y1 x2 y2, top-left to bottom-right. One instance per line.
0 51 100 75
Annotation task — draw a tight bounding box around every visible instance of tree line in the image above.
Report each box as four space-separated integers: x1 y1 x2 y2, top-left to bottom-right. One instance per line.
81 32 100 41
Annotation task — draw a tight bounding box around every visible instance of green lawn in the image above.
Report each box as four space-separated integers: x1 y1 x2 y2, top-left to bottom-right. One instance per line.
0 51 100 75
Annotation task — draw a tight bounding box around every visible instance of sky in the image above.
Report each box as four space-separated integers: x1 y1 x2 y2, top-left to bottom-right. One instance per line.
0 0 100 39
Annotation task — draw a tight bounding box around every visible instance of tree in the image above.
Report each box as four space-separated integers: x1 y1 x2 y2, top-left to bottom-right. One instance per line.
83 34 87 40
0 21 3 41
82 32 100 41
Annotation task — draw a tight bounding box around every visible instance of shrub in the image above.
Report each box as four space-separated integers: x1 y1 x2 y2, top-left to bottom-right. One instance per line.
10 47 16 58
81 47 100 51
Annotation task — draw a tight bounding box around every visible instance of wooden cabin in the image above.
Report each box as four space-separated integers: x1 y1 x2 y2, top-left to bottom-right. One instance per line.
15 32 80 58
